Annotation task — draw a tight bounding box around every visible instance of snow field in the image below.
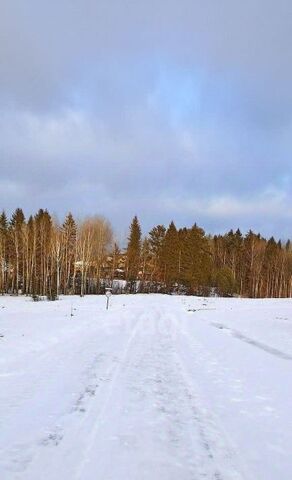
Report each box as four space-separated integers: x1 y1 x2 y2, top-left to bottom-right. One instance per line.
0 294 292 479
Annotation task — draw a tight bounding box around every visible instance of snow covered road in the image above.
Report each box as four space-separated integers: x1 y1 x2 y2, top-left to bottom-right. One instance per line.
0 295 292 479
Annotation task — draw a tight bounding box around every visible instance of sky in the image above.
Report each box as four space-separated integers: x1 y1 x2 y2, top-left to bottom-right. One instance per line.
0 0 292 240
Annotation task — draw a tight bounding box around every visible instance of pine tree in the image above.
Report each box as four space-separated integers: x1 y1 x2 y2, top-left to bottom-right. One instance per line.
24 215 36 295
10 208 25 294
62 212 77 294
34 209 52 295
0 211 8 294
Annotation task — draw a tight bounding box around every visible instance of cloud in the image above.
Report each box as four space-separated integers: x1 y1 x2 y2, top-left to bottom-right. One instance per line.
0 0 291 239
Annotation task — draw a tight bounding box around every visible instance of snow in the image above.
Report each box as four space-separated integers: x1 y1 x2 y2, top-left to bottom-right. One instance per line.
0 294 292 480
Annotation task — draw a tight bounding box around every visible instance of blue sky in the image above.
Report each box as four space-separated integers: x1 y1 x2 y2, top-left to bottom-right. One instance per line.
0 0 292 240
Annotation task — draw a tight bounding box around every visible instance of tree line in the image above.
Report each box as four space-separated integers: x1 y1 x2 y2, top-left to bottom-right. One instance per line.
0 208 112 298
0 209 291 298
126 216 292 298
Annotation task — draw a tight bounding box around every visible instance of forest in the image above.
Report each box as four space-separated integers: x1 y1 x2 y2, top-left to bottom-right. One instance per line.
0 208 291 298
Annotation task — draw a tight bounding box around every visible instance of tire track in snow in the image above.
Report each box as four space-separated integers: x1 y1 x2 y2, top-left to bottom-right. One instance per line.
137 306 248 480
73 312 143 480
211 322 292 360
173 333 248 479
175 314 256 480
75 306 248 480
1 311 140 479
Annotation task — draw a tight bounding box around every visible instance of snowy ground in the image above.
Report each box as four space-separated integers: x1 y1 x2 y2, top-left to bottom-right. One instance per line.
0 294 292 480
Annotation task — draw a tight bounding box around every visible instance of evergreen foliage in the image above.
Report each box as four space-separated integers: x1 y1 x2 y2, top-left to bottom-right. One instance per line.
0 207 291 298
161 221 180 286
126 216 142 282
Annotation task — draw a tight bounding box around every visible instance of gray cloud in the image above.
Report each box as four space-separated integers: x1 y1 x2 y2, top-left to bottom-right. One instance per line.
0 0 292 239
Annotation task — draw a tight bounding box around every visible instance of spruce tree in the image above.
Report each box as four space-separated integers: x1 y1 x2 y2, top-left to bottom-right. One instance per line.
126 216 141 284
180 225 211 293
141 237 151 283
148 224 166 282
161 221 179 288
